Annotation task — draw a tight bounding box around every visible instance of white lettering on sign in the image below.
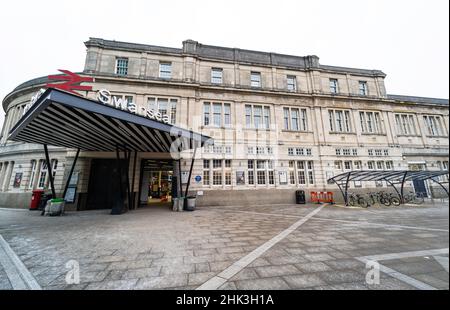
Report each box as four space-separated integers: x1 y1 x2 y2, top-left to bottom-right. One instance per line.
97 89 169 124
23 88 46 116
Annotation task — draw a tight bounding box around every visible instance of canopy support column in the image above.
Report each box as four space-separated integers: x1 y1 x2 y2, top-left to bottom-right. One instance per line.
400 171 409 204
343 172 352 206
62 148 80 199
384 179 402 200
130 151 138 210
184 145 197 198
43 144 56 198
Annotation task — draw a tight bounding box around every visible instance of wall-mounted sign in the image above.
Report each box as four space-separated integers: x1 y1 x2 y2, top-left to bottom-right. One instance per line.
278 171 288 185
46 69 93 94
23 70 93 116
181 171 189 184
97 89 170 124
195 175 202 183
13 173 23 188
236 171 245 185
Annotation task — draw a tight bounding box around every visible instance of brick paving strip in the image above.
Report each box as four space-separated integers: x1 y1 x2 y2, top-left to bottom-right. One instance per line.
0 234 41 290
356 248 449 290
196 205 326 290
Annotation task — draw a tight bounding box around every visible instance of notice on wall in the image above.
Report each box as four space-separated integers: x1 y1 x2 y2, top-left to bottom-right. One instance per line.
69 171 79 186
278 171 288 185
181 171 189 184
64 186 77 204
236 171 245 185
13 173 23 188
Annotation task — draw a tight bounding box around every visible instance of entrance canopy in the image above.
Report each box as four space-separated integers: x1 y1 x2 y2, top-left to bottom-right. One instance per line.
328 170 449 205
8 88 212 152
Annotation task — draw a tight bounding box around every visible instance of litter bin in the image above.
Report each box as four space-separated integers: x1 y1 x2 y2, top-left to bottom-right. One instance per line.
39 192 53 215
185 196 196 211
295 190 306 204
172 198 179 211
178 197 185 212
30 190 44 210
45 198 65 216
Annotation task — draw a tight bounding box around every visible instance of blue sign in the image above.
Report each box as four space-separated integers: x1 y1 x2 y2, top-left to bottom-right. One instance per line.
195 175 202 183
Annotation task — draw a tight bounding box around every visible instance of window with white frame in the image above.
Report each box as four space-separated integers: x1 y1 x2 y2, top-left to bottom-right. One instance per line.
423 115 445 136
51 159 58 184
287 75 297 91
116 58 128 76
335 149 341 156
385 161 393 170
245 105 270 129
342 149 351 156
376 161 385 170
283 107 308 131
375 149 382 157
203 102 231 127
203 160 210 185
367 161 375 170
212 159 222 185
248 160 254 185
359 81 368 96
211 68 223 84
247 160 274 185
329 79 339 94
159 62 172 79
329 109 352 132
291 160 315 185
203 159 232 186
28 160 37 190
368 149 374 156
288 161 296 185
344 161 352 170
354 161 362 170
395 114 417 135
147 97 177 124
37 160 47 189
383 149 389 156
360 111 383 134
250 72 261 87
334 160 343 170
352 149 358 156
289 148 312 157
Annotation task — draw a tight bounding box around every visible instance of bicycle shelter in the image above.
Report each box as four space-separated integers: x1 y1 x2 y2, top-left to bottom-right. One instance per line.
328 170 449 206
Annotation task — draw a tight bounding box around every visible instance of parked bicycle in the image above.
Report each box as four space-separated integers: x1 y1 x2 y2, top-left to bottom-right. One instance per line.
402 191 425 204
347 192 371 208
368 191 400 206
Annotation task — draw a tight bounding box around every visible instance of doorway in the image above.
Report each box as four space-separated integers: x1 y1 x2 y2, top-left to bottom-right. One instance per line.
86 159 128 210
139 159 175 207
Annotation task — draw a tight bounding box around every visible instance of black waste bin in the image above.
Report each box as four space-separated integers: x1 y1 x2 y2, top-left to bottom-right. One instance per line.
39 192 53 215
295 190 305 204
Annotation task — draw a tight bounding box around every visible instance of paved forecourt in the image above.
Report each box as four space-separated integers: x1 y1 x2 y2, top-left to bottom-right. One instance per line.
0 200 448 290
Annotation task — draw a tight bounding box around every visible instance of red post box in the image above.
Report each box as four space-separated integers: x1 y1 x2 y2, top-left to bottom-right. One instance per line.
30 190 44 210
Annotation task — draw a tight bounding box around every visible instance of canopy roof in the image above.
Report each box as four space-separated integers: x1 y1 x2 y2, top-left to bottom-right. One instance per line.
8 88 212 152
328 170 449 183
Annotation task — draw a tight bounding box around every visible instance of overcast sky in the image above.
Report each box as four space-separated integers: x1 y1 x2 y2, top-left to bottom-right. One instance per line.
0 0 448 128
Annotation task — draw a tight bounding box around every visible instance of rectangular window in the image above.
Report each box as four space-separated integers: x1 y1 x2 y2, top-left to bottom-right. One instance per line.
336 149 341 156
329 79 339 94
213 171 222 185
360 111 382 134
159 62 172 79
203 160 210 186
395 113 417 135
368 149 374 156
289 170 296 185
359 81 368 96
147 97 177 124
354 161 362 170
423 115 444 136
213 103 222 127
368 161 375 170
251 72 261 87
375 149 382 157
288 148 294 156
344 161 352 170
329 109 351 133
37 160 47 189
343 149 351 156
297 171 306 185
291 109 299 131
28 160 37 190
296 148 304 156
248 160 254 185
211 68 223 84
385 161 393 170
203 102 231 127
383 149 389 156
283 108 290 130
306 148 312 156
116 58 128 76
246 105 270 129
352 149 358 156
376 161 385 170
334 161 342 170
287 75 297 91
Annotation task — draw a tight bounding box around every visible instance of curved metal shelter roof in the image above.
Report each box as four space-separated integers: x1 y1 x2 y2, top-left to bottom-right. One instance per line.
328 170 449 205
328 170 449 183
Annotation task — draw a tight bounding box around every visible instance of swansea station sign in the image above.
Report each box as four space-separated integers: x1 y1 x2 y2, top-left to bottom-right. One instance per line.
24 69 169 124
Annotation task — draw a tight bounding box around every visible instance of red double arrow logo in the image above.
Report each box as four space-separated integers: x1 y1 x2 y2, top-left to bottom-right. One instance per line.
46 69 94 94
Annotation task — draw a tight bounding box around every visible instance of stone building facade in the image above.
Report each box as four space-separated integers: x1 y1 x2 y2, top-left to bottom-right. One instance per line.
0 38 448 209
